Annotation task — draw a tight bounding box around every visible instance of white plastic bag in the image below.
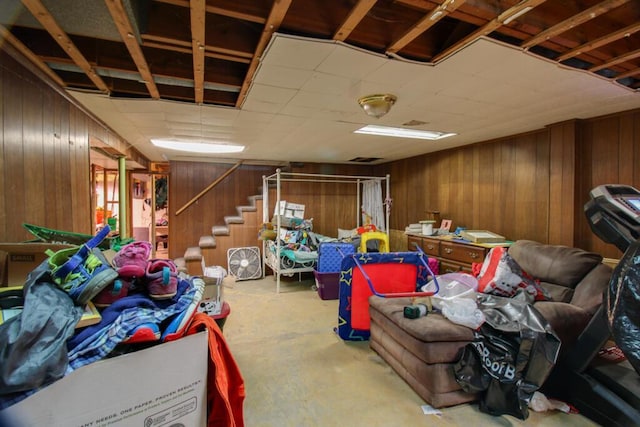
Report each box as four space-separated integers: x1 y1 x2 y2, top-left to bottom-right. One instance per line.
528 391 571 413
440 298 485 329
421 272 478 310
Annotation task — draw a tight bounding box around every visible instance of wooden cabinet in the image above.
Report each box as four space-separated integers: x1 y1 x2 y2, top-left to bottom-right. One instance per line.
420 237 440 256
439 259 470 274
407 235 422 252
406 234 500 273
440 241 485 264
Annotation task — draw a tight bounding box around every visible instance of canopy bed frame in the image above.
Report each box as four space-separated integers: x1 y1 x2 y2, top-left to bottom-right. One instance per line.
262 169 391 293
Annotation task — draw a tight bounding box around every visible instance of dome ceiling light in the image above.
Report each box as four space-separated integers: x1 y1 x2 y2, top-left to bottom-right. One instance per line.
357 94 397 119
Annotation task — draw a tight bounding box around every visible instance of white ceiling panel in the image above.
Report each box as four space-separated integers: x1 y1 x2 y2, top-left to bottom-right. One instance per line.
244 83 297 105
301 72 356 96
316 43 387 80
69 33 640 166
260 34 336 70
251 64 313 89
365 59 431 87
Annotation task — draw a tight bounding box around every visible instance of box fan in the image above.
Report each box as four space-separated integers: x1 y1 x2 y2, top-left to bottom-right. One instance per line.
227 247 262 281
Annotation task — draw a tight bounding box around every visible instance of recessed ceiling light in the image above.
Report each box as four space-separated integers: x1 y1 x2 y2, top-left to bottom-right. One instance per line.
151 139 244 153
354 125 456 140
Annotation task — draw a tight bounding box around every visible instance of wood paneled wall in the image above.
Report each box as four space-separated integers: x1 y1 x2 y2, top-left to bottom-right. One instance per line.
575 110 640 258
0 48 93 241
382 112 640 260
168 162 374 259
383 129 554 244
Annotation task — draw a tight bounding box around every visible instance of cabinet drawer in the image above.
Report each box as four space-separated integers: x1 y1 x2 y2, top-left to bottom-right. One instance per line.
420 238 440 256
440 241 486 264
439 259 472 274
407 235 422 252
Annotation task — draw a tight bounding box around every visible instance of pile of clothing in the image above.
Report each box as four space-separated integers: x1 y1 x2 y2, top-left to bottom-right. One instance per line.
0 226 202 407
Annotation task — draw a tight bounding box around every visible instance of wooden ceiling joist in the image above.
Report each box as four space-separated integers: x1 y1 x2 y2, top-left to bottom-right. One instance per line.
387 0 466 54
20 0 110 93
589 47 640 72
105 0 160 99
431 0 547 63
190 0 206 104
557 21 640 62
235 0 293 108
333 0 377 42
0 23 65 87
615 68 640 80
155 0 266 24
521 0 631 50
143 40 252 64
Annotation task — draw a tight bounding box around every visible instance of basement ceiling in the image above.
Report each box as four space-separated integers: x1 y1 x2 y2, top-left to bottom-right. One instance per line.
1 0 639 166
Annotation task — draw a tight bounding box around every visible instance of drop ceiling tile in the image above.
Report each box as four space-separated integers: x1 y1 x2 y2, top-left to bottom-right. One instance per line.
252 64 313 89
364 59 430 85
112 99 172 113
266 114 306 130
242 99 285 114
262 34 336 70
301 72 355 95
244 83 297 104
288 90 347 110
316 43 387 80
435 38 518 75
199 106 239 124
236 110 275 125
277 104 319 118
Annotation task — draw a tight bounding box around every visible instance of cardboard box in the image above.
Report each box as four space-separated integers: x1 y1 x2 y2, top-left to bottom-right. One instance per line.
460 230 506 243
1 332 209 427
199 266 225 315
273 200 305 219
284 202 305 219
0 243 73 287
271 215 302 229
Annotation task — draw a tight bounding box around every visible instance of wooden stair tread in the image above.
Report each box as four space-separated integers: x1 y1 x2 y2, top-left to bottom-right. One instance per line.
212 225 230 235
184 246 202 261
199 235 216 247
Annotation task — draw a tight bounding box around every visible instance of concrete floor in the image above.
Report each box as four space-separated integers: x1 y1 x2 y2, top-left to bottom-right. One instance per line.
222 274 598 427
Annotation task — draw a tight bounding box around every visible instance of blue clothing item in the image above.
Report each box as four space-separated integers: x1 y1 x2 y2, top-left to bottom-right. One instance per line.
66 277 195 371
0 259 82 409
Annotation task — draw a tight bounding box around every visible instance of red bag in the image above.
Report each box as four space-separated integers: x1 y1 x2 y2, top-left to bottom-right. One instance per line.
477 247 549 301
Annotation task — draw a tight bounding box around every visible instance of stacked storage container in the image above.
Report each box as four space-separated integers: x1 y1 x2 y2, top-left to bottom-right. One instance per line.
313 242 356 300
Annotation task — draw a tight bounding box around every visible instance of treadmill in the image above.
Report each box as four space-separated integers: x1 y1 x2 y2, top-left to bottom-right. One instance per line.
549 184 640 426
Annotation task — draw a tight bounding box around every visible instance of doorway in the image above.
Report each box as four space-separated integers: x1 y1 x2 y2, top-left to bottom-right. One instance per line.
131 173 169 257
92 166 119 232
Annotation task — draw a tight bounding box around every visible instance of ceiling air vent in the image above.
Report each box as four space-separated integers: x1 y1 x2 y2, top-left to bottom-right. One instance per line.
403 120 428 126
349 157 383 163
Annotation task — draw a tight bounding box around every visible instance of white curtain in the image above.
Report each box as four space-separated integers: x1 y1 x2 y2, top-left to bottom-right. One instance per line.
362 180 385 231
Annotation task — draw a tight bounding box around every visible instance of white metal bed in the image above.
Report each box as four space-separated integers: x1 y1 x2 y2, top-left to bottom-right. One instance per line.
262 169 391 293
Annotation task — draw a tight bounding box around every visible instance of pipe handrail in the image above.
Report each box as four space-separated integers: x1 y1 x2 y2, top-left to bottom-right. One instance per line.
175 160 243 216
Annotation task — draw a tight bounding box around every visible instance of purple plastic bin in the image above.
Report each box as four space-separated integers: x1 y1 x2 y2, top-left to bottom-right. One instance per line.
313 270 340 300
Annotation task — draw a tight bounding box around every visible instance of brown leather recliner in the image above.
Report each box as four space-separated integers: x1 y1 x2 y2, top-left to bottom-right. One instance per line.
368 240 613 408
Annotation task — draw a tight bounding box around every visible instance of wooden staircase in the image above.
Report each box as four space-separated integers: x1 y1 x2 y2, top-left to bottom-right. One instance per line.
175 194 264 276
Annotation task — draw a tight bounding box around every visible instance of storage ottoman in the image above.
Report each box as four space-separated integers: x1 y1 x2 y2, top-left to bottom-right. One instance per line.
368 296 478 408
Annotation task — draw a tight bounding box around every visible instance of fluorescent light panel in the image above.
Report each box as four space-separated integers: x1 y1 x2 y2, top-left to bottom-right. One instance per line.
151 139 244 153
354 125 456 140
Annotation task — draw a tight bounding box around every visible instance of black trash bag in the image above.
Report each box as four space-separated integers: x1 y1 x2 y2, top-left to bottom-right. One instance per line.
607 239 640 375
454 293 561 420
0 259 82 397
